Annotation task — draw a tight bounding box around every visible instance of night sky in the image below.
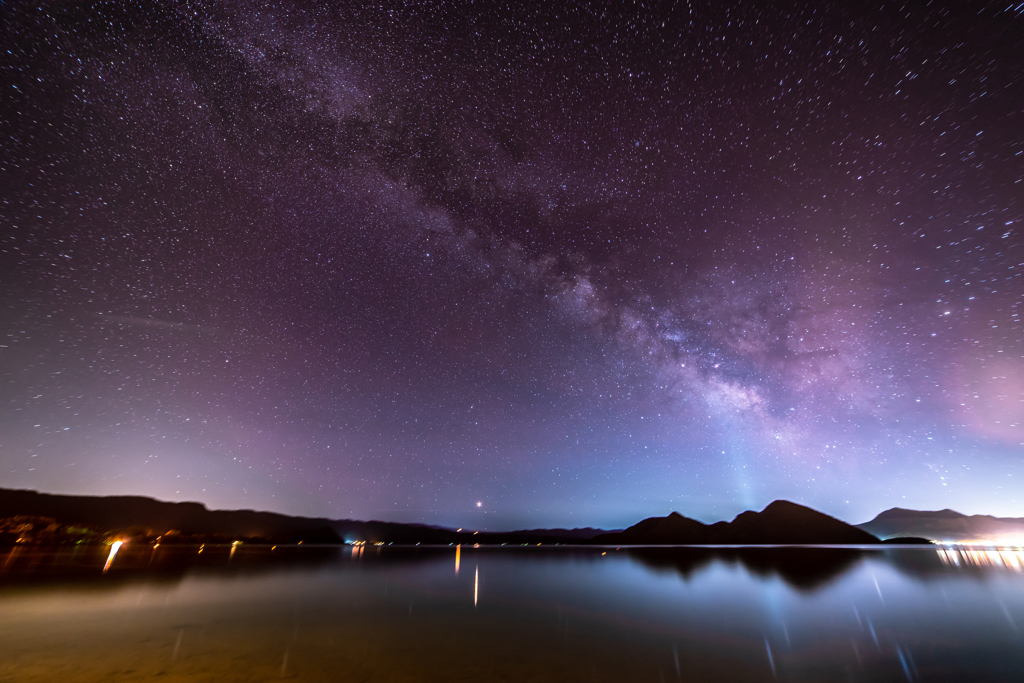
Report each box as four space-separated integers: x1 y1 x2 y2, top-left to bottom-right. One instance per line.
2 0 1022 530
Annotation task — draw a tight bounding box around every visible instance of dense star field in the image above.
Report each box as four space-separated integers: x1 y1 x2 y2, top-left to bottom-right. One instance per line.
1 1 1022 530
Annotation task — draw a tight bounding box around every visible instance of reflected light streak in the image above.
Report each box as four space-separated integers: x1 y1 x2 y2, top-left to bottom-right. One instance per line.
3 547 21 570
455 544 461 575
103 541 123 573
474 565 479 607
936 547 1024 572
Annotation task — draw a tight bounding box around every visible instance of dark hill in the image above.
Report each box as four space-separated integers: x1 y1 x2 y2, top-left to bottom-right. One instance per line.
593 511 711 544
872 508 967 522
720 500 880 544
858 507 1024 543
595 500 881 545
0 487 343 543
0 488 608 545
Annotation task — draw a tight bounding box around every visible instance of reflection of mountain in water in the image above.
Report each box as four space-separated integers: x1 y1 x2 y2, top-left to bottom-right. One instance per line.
626 547 873 591
3 544 1017 598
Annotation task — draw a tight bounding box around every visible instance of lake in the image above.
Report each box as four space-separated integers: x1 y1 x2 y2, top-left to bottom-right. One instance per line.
0 543 1021 682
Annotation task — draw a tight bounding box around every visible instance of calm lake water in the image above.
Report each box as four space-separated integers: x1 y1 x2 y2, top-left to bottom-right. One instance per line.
0 543 1021 682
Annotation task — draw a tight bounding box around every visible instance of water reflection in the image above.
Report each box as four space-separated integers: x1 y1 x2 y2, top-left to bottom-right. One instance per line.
101 540 122 573
0 545 1021 682
937 546 1024 571
0 543 341 588
626 547 870 591
5 543 1024 588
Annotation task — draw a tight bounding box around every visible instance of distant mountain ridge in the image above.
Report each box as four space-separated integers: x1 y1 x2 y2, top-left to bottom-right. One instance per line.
0 488 607 545
0 488 946 545
595 500 883 545
858 507 1024 543
0 488 345 543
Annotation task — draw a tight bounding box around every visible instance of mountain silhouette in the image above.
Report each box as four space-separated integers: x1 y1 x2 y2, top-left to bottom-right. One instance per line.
0 487 607 545
1 488 926 546
595 500 881 545
858 507 1024 543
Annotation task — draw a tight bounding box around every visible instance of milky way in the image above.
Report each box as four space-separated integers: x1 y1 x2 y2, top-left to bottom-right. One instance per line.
2 1 1022 529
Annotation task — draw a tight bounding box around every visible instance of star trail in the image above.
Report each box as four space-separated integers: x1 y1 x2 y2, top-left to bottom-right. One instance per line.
2 0 1022 529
